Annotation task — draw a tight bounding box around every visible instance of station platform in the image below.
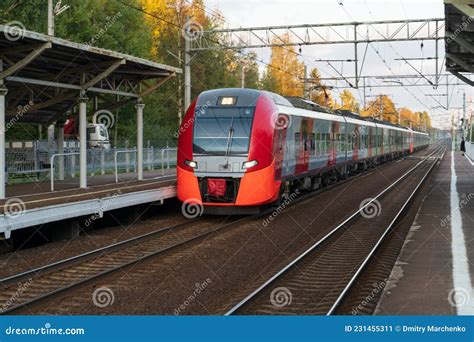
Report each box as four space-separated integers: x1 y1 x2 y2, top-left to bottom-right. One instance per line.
376 148 474 315
0 170 176 239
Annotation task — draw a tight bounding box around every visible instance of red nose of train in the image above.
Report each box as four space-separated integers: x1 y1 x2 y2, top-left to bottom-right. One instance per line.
176 89 281 210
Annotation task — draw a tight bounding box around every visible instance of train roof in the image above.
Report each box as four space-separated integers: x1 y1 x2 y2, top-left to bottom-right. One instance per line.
196 89 428 135
279 96 428 135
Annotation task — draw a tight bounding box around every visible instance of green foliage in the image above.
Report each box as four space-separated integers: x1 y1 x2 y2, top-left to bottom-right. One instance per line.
1 1 266 145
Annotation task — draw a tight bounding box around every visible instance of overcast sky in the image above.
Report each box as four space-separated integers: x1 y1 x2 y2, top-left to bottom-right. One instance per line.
204 0 471 129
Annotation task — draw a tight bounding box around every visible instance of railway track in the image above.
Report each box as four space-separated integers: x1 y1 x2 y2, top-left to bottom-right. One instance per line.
0 216 247 314
226 145 446 315
0 146 439 314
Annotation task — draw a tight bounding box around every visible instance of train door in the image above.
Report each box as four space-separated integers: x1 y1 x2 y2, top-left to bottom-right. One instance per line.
368 126 373 158
328 121 337 166
336 121 346 164
281 115 299 177
352 124 359 161
409 130 414 153
296 119 310 174
273 113 289 179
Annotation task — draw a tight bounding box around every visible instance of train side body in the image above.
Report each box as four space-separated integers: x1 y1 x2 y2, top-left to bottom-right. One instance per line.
177 88 430 211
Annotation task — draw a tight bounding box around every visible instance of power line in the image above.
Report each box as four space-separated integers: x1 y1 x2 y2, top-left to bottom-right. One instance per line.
116 0 304 82
184 0 346 98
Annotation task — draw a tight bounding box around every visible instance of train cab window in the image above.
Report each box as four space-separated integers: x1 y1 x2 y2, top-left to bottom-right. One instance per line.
193 106 255 155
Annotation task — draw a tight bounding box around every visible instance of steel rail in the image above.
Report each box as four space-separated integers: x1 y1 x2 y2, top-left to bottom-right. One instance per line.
225 145 444 315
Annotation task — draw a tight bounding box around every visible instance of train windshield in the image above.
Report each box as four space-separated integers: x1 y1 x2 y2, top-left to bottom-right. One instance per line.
193 106 255 156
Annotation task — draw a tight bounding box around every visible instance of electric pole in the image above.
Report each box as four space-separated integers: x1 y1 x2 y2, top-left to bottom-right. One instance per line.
304 64 308 99
47 0 54 36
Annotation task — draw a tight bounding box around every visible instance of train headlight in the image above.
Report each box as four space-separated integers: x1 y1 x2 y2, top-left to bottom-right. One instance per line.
185 159 198 169
242 160 258 169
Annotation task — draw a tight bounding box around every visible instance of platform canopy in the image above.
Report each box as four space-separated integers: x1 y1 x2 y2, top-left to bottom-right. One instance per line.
0 24 181 124
444 0 474 86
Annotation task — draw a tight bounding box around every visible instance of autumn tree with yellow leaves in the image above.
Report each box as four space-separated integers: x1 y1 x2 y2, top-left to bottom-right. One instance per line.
361 95 398 124
337 90 359 112
262 34 305 97
308 68 335 108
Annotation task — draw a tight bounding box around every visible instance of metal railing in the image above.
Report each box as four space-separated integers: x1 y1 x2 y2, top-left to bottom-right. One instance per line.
161 148 177 175
114 149 137 183
50 152 80 191
9 145 177 187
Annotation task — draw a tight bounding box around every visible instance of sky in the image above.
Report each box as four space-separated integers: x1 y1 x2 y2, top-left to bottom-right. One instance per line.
203 0 472 129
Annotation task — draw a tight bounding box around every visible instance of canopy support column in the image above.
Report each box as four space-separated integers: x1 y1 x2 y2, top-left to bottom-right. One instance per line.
57 123 65 180
135 99 145 181
78 93 88 189
0 84 7 199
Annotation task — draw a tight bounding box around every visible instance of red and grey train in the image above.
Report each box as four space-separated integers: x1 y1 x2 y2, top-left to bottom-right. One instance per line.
177 88 430 213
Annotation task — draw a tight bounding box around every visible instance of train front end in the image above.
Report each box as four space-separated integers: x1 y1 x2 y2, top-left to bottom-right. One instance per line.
177 89 281 214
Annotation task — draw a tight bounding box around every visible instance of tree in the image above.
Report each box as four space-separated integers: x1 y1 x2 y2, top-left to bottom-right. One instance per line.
362 95 398 123
0 0 154 141
308 68 335 108
265 34 304 96
415 111 432 131
338 90 359 112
